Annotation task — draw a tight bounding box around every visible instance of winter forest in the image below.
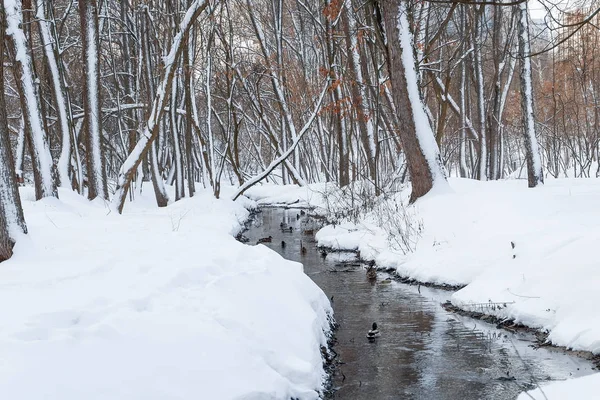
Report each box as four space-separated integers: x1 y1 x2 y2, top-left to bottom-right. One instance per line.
2 0 600 398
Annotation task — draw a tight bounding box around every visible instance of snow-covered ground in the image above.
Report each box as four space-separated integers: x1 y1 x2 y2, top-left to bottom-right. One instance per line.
248 178 600 398
245 182 329 208
518 373 600 400
0 186 332 399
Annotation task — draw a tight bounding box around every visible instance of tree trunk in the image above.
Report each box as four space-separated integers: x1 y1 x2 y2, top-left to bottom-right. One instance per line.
518 1 543 187
5 0 57 200
382 0 446 203
0 6 27 262
37 0 76 189
79 0 108 199
474 5 487 181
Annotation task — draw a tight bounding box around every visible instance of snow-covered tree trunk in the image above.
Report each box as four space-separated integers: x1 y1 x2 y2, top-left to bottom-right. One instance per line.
183 30 196 197
79 0 108 200
459 5 469 178
170 73 185 200
5 0 57 200
459 45 469 178
382 0 447 203
0 6 27 262
36 0 75 189
14 118 25 183
518 0 544 187
140 10 169 207
206 33 217 196
474 6 487 181
112 0 210 213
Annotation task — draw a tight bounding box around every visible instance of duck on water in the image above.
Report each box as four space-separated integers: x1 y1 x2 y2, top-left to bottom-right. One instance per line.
367 322 380 340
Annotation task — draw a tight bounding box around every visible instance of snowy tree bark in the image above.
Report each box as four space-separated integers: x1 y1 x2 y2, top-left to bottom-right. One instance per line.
5 0 57 200
382 0 447 203
183 30 196 197
518 0 544 187
80 0 108 200
140 10 169 207
474 6 487 181
36 0 76 189
112 0 211 213
0 6 27 262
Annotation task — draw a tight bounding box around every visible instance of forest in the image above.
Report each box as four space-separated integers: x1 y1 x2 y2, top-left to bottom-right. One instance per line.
2 0 596 255
1 0 600 399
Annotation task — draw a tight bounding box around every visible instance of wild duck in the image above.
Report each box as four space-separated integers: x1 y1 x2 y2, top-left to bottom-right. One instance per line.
257 236 272 244
367 322 380 339
366 265 377 280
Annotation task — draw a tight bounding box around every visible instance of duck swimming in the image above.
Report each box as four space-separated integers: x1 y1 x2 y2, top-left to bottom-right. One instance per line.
257 236 272 243
366 265 377 280
367 322 380 339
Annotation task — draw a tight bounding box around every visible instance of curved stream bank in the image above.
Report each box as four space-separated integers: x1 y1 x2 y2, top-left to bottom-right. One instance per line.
244 208 595 399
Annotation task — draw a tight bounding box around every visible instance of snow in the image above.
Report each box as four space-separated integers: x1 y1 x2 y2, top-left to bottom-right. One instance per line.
244 182 330 208
0 185 332 399
518 373 600 400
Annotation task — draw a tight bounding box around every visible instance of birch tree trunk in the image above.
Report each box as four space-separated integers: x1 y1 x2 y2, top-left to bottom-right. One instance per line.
0 7 27 262
183 30 196 197
382 0 446 203
79 0 108 199
140 9 169 207
5 0 57 200
518 1 544 187
474 5 488 181
36 0 76 189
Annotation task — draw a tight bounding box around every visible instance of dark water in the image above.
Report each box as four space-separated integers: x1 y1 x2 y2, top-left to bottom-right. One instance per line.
244 208 594 400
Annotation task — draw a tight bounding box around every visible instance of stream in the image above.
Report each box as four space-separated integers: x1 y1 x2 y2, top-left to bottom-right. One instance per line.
244 208 595 399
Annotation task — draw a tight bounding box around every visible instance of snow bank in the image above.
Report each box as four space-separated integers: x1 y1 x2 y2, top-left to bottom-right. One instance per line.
518 373 600 400
0 186 332 399
245 182 331 208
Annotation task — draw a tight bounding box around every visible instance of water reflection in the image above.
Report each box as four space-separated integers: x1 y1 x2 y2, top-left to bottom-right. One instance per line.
245 208 594 400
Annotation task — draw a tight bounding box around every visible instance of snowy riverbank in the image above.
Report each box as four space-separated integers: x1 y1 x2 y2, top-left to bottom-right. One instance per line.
247 178 600 399
0 186 332 399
